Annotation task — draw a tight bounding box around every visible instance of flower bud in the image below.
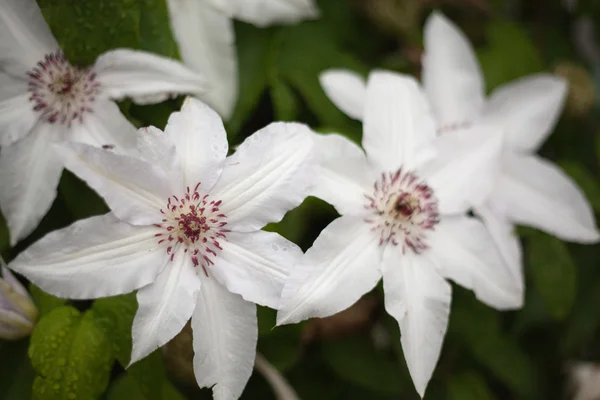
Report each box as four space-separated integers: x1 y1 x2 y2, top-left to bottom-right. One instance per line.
0 260 38 340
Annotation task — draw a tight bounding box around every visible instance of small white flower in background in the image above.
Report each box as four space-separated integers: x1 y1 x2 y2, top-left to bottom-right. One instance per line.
0 256 38 340
9 98 314 400
165 0 319 118
0 0 207 245
277 70 522 397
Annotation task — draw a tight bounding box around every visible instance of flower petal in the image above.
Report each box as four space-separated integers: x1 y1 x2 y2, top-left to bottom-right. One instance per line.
475 203 524 293
9 214 168 299
0 0 59 74
479 74 567 152
131 251 201 365
363 70 437 172
277 215 382 325
428 215 523 310
192 275 257 400
319 69 366 120
495 153 600 242
0 122 63 245
136 126 178 180
164 97 228 192
211 122 314 232
56 142 170 226
422 12 485 128
211 230 302 309
382 247 451 398
420 124 503 215
93 49 206 104
165 0 237 118
311 133 372 215
214 0 319 26
0 91 38 147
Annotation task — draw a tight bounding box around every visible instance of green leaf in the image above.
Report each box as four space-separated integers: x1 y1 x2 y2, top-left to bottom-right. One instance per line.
447 372 496 400
558 160 600 214
270 79 299 121
528 232 577 320
322 335 406 395
107 373 185 400
28 284 68 318
29 306 113 400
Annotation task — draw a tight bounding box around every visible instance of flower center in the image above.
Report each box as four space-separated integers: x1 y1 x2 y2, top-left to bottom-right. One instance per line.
27 51 100 125
155 183 228 275
364 168 440 254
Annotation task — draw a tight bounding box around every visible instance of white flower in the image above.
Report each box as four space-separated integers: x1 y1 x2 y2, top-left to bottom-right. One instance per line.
9 98 314 400
0 0 207 245
277 70 521 397
0 256 38 340
421 11 600 290
165 0 319 118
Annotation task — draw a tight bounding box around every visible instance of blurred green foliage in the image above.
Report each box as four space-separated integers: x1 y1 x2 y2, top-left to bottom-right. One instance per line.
1 0 600 399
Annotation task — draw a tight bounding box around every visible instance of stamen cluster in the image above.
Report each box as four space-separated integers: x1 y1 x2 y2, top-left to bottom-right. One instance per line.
364 168 440 254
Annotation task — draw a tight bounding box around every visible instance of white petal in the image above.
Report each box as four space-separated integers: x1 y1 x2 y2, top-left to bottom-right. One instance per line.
192 275 257 400
422 12 485 128
0 73 27 100
382 248 451 398
165 97 228 192
136 126 178 179
57 142 170 226
1 265 29 299
319 69 366 120
93 49 206 104
0 0 59 73
211 230 302 309
211 122 314 232
363 70 437 172
495 153 600 242
165 0 237 118
70 99 138 152
475 203 524 293
277 215 382 325
0 92 38 148
0 122 63 245
428 215 523 310
311 133 372 215
131 250 201 365
480 74 567 152
9 214 168 299
420 124 503 215
215 0 319 26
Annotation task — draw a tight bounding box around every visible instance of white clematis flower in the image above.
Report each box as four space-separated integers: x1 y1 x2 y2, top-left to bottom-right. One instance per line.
9 98 314 400
0 0 207 245
165 0 319 119
421 11 600 290
278 70 521 397
0 256 38 340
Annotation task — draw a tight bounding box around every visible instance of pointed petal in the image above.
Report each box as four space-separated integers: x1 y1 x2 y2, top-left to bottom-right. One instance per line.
164 98 228 192
382 248 451 398
93 49 206 104
428 215 523 310
57 142 170 226
311 133 372 215
166 0 237 118
420 124 503 215
0 0 59 74
9 214 168 299
480 74 567 152
218 0 319 26
475 203 524 293
319 69 366 120
192 276 257 400
363 70 437 172
496 153 600 242
422 12 485 127
0 123 63 245
70 99 138 152
211 230 302 309
0 91 38 147
131 251 201 364
277 215 382 325
136 126 178 180
211 122 314 232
